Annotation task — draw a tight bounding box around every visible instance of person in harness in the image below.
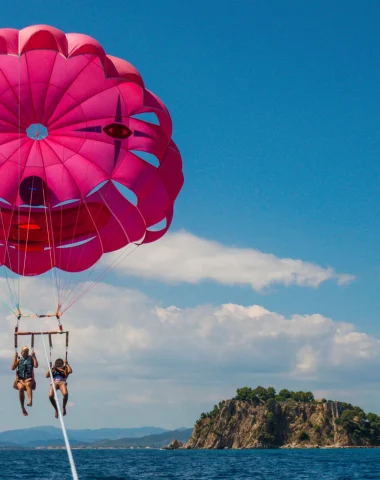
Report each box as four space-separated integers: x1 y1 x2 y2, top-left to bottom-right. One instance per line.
11 346 39 416
46 358 72 418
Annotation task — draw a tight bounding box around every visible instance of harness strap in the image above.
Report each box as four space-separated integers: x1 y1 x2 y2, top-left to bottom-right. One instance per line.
49 333 52 365
57 313 63 332
65 332 69 362
14 315 20 352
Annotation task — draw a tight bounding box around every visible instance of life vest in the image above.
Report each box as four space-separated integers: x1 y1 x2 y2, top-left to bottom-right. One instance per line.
52 367 68 380
17 356 33 379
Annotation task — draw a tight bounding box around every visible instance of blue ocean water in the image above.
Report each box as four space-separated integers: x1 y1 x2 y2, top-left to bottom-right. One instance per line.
0 449 379 479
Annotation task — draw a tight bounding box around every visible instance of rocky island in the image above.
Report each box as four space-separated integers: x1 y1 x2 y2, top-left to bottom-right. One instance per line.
183 386 380 449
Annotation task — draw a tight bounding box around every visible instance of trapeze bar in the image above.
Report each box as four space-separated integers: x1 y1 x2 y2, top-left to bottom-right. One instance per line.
14 331 69 351
15 331 68 336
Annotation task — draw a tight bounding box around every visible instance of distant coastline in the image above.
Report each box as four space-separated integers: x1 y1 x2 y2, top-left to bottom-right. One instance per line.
0 427 192 450
2 387 379 451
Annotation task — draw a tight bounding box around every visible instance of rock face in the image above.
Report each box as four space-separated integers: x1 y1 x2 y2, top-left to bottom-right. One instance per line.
164 439 183 450
184 399 369 449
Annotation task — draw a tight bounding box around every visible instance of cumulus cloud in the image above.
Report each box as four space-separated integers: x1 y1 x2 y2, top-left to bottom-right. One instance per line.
0 278 378 429
108 230 354 291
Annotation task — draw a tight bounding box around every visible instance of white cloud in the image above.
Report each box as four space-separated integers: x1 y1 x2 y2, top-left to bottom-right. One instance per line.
295 345 318 374
109 230 354 291
0 278 378 430
1 283 375 380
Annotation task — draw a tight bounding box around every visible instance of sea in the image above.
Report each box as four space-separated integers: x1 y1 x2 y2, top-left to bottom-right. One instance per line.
0 448 379 479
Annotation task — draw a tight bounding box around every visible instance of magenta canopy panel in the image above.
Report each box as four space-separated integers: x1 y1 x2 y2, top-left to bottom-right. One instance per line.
0 25 184 276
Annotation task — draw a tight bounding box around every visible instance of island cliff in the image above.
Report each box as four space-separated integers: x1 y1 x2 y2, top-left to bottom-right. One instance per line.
184 387 380 449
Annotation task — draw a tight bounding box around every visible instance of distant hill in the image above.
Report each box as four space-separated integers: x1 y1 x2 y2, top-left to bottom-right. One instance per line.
0 426 169 446
0 441 18 447
24 438 90 447
0 428 193 449
93 429 193 448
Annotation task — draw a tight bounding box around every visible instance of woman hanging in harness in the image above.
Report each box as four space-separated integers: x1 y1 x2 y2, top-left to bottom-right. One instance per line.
11 346 39 417
47 358 72 418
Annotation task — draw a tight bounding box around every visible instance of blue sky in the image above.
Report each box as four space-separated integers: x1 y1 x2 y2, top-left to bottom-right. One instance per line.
1 1 380 430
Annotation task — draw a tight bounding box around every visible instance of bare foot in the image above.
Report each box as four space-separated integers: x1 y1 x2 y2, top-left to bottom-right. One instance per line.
63 407 66 416
27 401 32 407
22 409 28 417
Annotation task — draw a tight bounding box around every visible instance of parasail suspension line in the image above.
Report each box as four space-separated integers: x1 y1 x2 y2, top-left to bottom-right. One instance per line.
40 330 79 480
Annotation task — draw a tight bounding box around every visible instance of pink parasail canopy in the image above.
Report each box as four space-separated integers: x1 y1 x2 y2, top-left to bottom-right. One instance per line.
0 25 184 276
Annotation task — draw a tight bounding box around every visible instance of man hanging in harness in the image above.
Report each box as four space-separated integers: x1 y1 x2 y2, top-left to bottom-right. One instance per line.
11 346 39 417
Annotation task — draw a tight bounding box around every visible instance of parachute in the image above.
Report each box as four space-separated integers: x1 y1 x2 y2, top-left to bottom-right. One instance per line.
0 26 183 477
0 25 184 317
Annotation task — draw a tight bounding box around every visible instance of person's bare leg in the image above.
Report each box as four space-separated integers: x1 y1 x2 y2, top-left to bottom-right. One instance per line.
17 384 27 416
48 385 58 418
60 384 68 416
25 381 32 407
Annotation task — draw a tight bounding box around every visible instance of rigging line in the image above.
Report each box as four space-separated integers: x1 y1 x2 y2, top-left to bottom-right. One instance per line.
57 187 64 308
0 275 17 314
21 176 35 277
57 187 111 307
15 54 35 308
38 139 90 305
0 246 17 311
40 331 79 480
59 188 149 311
59 262 95 311
53 207 82 308
46 200 60 307
41 183 59 308
1 299 16 315
40 141 60 307
55 204 62 309
58 199 110 308
48 206 81 307
12 154 36 311
17 50 21 309
55 56 69 308
63 243 139 312
57 203 96 307
43 149 65 309
61 242 139 314
0 207 18 308
59 184 140 310
2 266 17 311
0 138 34 309
61 186 136 302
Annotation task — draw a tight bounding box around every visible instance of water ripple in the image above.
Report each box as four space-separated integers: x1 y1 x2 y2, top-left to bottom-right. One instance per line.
0 449 380 479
